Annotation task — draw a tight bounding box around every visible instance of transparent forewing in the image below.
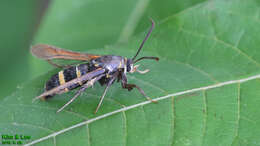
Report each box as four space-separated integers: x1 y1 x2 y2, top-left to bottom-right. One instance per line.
31 44 100 61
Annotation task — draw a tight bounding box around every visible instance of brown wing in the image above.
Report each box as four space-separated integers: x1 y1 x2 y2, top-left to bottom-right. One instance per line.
31 44 101 61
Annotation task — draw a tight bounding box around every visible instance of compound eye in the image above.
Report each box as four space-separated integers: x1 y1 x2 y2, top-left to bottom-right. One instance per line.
126 58 133 72
126 63 133 72
127 64 130 72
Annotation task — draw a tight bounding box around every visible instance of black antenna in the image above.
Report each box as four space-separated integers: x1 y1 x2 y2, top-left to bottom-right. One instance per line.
134 56 159 63
132 19 155 61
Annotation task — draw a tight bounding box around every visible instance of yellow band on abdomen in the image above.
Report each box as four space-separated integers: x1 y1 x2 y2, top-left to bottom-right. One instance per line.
58 71 69 92
76 66 82 85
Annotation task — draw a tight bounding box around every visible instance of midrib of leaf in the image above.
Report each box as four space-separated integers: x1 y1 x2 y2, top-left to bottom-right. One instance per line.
24 73 260 146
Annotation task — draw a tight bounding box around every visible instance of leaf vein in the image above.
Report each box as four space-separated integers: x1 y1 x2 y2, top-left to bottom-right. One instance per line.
24 73 260 146
169 96 175 146
175 60 219 83
121 106 127 146
0 122 55 133
53 137 56 146
86 124 91 146
0 103 89 120
201 90 208 145
231 83 241 145
180 28 260 68
160 1 208 25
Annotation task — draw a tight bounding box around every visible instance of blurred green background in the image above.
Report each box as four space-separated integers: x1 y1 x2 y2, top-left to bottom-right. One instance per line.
0 0 49 97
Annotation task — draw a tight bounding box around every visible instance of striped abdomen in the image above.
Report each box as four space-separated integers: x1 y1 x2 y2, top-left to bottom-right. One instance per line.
44 63 95 99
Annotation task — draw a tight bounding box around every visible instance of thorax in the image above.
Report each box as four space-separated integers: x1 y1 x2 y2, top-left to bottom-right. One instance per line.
91 55 126 73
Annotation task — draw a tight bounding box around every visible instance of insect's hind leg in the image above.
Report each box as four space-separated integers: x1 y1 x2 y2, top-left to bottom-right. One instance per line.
57 75 104 113
56 84 89 113
94 75 117 114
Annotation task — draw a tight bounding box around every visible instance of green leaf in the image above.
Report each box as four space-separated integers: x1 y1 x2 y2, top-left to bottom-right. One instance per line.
2 0 260 146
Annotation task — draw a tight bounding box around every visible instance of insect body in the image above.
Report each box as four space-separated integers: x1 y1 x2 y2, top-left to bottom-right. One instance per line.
32 19 159 113
44 63 96 98
44 56 127 98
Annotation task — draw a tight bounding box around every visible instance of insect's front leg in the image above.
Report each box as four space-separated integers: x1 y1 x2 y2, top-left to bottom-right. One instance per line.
117 72 122 83
121 73 157 103
120 72 132 91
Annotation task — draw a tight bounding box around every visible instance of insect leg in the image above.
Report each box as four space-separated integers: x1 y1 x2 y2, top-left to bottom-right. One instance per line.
57 74 105 113
94 75 117 114
56 84 89 113
121 73 157 103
